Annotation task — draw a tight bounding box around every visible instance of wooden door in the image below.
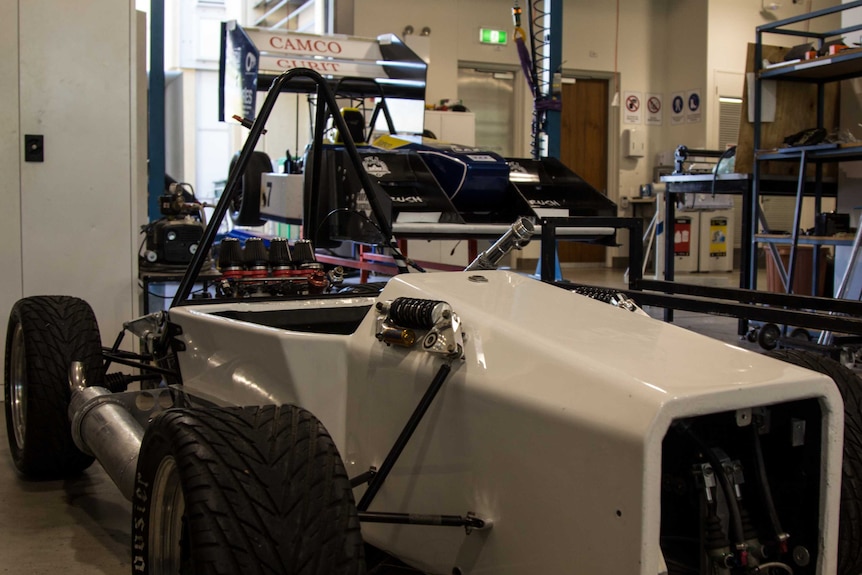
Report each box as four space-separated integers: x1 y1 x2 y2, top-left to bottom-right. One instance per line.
558 78 609 263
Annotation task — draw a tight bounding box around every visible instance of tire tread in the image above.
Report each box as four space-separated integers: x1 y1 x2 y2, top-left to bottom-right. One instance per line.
4 296 101 478
134 405 364 575
766 349 862 575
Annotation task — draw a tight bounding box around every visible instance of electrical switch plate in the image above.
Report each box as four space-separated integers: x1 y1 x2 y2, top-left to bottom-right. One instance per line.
24 135 44 162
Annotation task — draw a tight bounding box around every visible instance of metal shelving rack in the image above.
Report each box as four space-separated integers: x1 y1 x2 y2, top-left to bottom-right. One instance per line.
752 0 862 296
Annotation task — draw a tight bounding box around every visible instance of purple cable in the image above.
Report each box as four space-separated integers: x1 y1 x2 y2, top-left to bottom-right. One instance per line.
516 36 536 97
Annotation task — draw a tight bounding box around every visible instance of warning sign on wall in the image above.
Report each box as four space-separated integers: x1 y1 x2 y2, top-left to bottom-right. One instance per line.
670 92 684 125
709 217 727 258
674 218 691 256
685 89 702 124
623 91 642 124
645 93 662 125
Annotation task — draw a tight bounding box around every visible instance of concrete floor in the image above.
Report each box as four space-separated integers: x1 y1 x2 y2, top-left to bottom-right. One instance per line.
0 269 800 573
0 418 130 574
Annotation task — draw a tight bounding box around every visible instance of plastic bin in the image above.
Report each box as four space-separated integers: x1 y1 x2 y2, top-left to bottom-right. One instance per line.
764 244 828 296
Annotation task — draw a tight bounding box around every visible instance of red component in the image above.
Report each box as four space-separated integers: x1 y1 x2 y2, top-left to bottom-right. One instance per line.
308 271 328 294
245 269 268 279
272 268 305 278
739 549 748 567
221 269 245 279
779 540 788 554
674 218 692 256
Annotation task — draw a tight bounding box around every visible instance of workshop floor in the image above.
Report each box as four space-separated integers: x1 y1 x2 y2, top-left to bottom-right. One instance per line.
0 268 784 573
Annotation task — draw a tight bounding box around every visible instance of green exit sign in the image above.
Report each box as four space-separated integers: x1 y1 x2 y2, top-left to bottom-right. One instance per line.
479 28 507 45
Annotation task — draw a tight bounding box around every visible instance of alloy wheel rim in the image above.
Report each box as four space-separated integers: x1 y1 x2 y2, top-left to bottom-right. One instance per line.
149 456 187 573
9 323 27 451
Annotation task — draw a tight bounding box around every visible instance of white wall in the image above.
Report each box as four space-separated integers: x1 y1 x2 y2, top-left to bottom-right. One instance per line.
0 0 22 378
0 0 146 381
354 0 461 104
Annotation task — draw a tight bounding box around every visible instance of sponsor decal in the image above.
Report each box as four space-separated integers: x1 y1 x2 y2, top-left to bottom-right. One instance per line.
362 156 390 178
275 58 342 73
391 196 424 204
529 199 563 207
355 190 372 217
268 36 344 55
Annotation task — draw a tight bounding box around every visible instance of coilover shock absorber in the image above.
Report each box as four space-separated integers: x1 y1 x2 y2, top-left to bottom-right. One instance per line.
388 298 448 329
376 297 463 357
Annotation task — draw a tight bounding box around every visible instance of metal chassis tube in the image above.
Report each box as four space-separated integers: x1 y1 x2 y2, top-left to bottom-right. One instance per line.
172 68 404 308
538 216 862 338
538 216 644 284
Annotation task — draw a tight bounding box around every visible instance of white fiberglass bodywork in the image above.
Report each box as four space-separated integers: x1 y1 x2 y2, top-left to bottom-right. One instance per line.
169 271 844 575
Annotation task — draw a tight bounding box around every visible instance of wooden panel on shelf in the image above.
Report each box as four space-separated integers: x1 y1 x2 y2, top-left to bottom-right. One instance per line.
736 43 838 177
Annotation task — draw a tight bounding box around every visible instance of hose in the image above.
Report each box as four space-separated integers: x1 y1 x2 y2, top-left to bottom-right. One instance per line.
751 422 787 544
674 422 747 555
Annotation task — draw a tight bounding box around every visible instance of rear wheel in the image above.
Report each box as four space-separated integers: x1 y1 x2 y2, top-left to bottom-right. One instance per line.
132 404 365 574
766 349 862 575
4 296 101 478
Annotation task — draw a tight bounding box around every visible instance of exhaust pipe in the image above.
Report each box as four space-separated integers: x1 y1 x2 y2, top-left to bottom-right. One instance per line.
68 362 146 501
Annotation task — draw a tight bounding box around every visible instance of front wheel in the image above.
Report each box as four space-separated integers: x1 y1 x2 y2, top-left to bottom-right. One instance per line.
131 405 365 574
4 296 102 478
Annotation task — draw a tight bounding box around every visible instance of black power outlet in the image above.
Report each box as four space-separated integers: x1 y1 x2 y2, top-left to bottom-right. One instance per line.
24 135 44 162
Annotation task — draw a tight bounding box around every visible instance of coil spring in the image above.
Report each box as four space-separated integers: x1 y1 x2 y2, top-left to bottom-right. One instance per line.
105 372 130 393
389 297 443 329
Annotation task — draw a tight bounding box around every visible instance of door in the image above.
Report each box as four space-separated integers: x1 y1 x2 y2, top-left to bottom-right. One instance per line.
559 78 609 263
457 67 515 156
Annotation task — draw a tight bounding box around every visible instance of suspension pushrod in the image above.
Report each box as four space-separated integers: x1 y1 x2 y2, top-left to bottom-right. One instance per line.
358 511 485 529
100 353 179 377
357 362 452 511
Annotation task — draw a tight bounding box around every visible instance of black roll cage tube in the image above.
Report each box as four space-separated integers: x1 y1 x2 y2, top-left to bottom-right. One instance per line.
172 68 407 309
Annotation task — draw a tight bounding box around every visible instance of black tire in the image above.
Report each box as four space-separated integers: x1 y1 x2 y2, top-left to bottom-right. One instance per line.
132 405 364 575
4 296 101 478
790 327 812 341
758 323 781 350
228 150 272 226
766 349 862 575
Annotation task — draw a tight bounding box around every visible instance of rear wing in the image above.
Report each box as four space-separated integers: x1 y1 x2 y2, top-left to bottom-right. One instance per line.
219 21 427 122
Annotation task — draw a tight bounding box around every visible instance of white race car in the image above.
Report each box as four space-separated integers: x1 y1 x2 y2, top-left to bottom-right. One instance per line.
5 69 862 575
